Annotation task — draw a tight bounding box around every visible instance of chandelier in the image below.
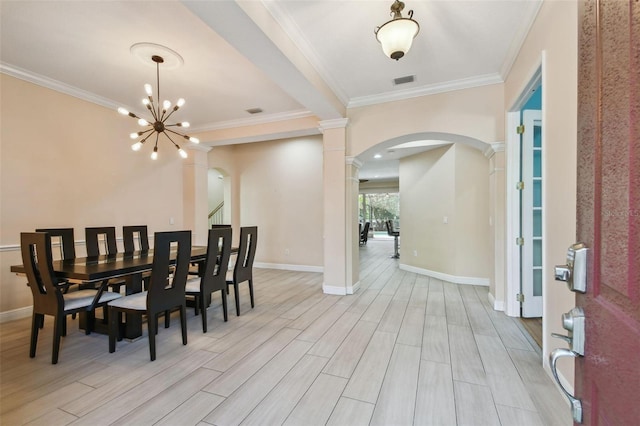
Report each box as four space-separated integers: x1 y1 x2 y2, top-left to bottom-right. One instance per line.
375 0 420 61
118 54 199 160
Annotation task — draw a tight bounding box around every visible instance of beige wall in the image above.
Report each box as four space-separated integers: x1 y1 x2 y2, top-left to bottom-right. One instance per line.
207 169 225 213
400 145 490 282
0 74 185 314
347 83 505 158
454 144 491 278
208 137 324 269
504 0 578 384
401 146 457 274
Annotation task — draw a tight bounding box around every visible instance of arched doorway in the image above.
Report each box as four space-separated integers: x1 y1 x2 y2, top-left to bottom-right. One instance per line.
354 132 498 292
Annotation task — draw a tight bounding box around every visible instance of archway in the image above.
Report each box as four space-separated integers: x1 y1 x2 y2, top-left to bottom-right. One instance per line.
352 132 497 292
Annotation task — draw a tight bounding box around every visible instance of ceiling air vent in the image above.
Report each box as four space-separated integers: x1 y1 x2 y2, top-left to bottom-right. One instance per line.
393 75 415 85
246 108 263 114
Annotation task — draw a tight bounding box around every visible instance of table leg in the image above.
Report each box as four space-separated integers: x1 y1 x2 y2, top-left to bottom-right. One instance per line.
124 274 143 340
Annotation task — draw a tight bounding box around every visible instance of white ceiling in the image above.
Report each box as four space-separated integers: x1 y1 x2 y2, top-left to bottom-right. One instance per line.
0 0 541 181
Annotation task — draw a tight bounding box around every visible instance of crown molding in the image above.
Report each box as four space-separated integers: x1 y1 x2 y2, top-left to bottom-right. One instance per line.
347 73 504 109
189 109 315 133
1 62 121 111
262 0 350 107
499 0 543 80
318 118 349 132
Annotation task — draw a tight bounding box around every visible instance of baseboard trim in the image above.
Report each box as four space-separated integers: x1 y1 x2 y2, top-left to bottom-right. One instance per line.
0 306 32 323
488 292 505 311
323 284 347 295
254 262 323 273
399 264 490 286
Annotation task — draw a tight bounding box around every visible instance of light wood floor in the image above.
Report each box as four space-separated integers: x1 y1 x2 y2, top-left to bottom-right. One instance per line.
0 239 571 425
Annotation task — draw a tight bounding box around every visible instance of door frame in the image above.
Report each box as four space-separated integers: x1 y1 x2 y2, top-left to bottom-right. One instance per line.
505 58 544 317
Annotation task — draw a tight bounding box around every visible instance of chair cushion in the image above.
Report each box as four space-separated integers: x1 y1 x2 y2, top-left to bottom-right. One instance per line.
185 277 201 293
107 291 148 311
63 289 121 311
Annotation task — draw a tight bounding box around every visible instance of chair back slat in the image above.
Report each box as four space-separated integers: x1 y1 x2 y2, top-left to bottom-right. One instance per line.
35 228 76 260
147 231 191 314
123 225 149 252
202 227 232 293
85 227 118 257
21 232 63 314
234 226 257 284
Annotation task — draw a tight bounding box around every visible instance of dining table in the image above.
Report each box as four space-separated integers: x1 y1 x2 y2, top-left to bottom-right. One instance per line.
11 246 209 339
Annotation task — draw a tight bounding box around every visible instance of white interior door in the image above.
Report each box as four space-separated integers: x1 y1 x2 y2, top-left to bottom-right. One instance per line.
521 109 543 317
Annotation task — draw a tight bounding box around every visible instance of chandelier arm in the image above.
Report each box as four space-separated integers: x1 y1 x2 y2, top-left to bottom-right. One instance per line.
162 107 179 123
162 131 181 149
146 99 159 121
138 128 155 140
164 127 190 140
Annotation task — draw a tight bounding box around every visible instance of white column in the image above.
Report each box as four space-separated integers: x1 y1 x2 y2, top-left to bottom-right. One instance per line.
485 142 505 311
320 118 349 295
183 144 212 246
346 157 363 294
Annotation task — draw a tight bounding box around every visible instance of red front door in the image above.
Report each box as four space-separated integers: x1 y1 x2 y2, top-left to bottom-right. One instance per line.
576 0 640 424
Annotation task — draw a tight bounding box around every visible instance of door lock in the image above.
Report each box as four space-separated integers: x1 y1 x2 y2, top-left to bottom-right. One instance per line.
554 243 589 293
551 307 585 355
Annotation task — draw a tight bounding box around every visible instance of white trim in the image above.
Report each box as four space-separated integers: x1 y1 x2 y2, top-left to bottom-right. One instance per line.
484 142 505 159
399 264 490 286
254 262 323 273
498 0 543 80
1 62 121 111
191 110 315 133
0 306 32 323
318 118 349 131
322 284 346 295
488 291 505 311
323 282 360 295
506 110 522 317
346 156 363 169
348 74 503 109
186 143 212 152
0 244 20 252
204 128 321 147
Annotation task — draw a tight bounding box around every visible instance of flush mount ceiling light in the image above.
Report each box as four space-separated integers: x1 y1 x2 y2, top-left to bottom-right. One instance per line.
375 0 420 61
118 45 199 160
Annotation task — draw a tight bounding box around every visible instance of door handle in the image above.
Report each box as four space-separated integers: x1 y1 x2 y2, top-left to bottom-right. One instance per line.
549 348 583 423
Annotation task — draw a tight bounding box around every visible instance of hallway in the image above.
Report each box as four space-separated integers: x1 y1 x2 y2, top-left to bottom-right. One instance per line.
0 239 570 425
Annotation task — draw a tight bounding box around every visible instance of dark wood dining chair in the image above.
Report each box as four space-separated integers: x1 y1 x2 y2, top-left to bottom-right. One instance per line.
227 226 258 316
35 227 76 260
21 232 122 364
359 221 370 246
85 226 126 293
85 226 118 257
108 230 192 361
186 227 232 332
35 227 77 292
123 225 150 252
